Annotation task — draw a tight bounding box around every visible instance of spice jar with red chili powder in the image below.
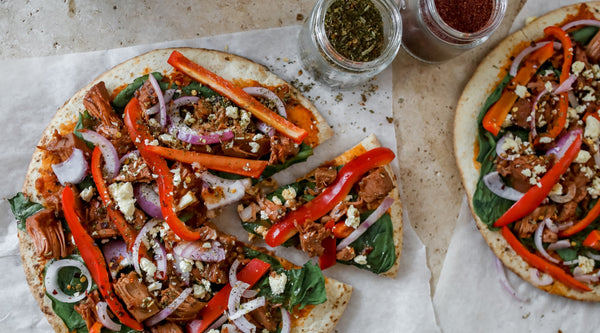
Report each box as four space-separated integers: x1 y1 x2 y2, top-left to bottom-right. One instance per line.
400 0 507 62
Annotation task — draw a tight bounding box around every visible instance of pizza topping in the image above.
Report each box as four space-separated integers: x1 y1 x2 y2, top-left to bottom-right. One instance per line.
95 300 123 331
44 258 93 303
79 129 121 179
26 208 67 259
74 291 102 330
114 271 161 322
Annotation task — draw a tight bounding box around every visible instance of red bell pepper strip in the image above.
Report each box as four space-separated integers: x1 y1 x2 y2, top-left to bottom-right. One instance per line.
319 220 337 270
144 145 268 179
124 97 202 241
61 186 144 330
559 200 600 237
188 258 271 333
265 147 395 247
501 226 591 291
583 230 600 250
483 42 555 136
494 130 582 228
167 50 308 144
535 26 574 143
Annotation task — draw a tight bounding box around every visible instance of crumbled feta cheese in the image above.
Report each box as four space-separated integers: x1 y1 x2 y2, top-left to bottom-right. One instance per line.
544 81 553 92
281 187 297 201
582 86 596 102
193 283 208 298
148 281 162 292
269 272 287 295
255 225 268 237
239 110 251 128
144 138 159 146
532 165 547 175
80 186 95 202
249 141 260 153
588 177 600 198
140 258 157 279
585 116 600 141
108 182 136 218
159 133 177 145
225 106 239 119
549 183 563 196
179 258 194 273
539 136 552 144
252 133 264 141
515 85 528 98
502 113 513 128
581 166 595 179
271 196 283 206
578 256 595 274
354 255 368 265
260 210 269 220
183 112 196 126
575 150 592 164
583 69 595 80
345 205 361 229
593 64 600 79
177 191 197 211
171 168 182 186
572 61 586 75
207 330 219 333
521 169 532 177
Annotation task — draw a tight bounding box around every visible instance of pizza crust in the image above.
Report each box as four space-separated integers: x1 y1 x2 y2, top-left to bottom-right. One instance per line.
19 48 347 331
455 2 600 301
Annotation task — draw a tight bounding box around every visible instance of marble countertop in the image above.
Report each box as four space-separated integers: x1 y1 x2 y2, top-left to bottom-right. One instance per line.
0 0 526 292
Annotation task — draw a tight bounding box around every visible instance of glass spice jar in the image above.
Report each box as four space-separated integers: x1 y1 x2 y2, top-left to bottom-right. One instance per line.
298 0 402 89
400 0 507 63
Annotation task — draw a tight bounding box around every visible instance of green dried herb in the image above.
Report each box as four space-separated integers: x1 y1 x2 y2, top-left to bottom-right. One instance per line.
324 0 384 62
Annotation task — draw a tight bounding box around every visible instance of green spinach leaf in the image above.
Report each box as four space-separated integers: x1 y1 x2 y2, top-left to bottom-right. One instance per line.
261 143 313 179
571 26 599 45
8 192 44 231
73 110 95 149
112 72 166 108
179 82 218 98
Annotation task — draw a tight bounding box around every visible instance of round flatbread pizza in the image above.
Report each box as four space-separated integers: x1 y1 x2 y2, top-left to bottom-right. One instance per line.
456 2 600 301
11 47 354 332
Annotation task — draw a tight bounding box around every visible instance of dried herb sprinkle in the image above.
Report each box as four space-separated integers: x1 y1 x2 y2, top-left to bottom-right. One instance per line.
324 0 384 62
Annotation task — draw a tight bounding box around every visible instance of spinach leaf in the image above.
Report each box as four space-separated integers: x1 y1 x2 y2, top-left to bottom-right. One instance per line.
73 110 95 149
556 248 578 262
8 192 44 231
112 72 165 108
244 248 327 310
571 26 599 45
338 212 396 274
261 143 313 179
179 81 218 98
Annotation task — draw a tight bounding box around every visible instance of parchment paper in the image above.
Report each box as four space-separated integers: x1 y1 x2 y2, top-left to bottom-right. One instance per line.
0 26 439 332
434 1 600 332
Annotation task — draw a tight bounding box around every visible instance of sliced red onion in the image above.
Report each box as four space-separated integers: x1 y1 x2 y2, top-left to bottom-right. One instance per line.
494 257 526 302
132 219 159 276
528 268 553 286
144 287 192 327
173 240 226 262
228 281 256 333
280 308 291 333
554 74 578 94
134 184 163 219
573 266 600 283
558 221 574 231
147 73 167 128
495 134 519 161
592 140 600 168
530 88 547 139
102 239 131 278
336 196 395 251
561 19 600 31
545 129 583 160
44 259 93 303
95 301 122 331
146 89 176 116
228 297 266 320
509 41 561 77
119 149 140 164
171 95 199 108
242 289 259 299
255 121 276 137
243 87 287 118
205 314 229 331
177 127 235 145
238 205 254 222
232 315 255 333
548 183 576 203
154 241 168 280
544 218 559 233
586 251 600 261
568 91 580 108
201 172 252 210
547 239 571 251
483 171 524 202
78 129 120 179
229 259 241 287
51 148 88 185
534 220 560 264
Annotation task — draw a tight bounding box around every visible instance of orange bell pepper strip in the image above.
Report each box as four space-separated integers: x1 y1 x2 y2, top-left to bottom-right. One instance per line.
332 221 355 239
583 230 600 250
167 50 308 144
188 258 271 333
536 26 574 143
89 322 103 333
482 42 555 136
124 98 202 241
144 145 268 179
502 226 591 291
265 147 395 247
559 200 600 237
61 186 144 330
494 130 582 228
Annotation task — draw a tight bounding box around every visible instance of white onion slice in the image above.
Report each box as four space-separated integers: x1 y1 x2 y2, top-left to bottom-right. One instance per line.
228 296 266 320
563 259 580 266
483 172 524 202
547 239 571 251
44 258 93 303
494 257 526 302
255 121 276 137
534 220 560 264
509 41 561 77
336 197 395 251
95 301 122 331
558 221 574 231
561 19 600 31
132 219 159 276
144 287 193 327
134 184 163 219
528 268 553 286
587 251 600 261
548 183 576 204
51 148 88 185
173 240 226 262
243 87 287 118
280 308 291 333
201 172 252 210
147 73 167 128
78 129 121 179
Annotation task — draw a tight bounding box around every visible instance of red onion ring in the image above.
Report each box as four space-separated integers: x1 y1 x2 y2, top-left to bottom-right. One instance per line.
132 219 159 276
146 89 175 115
144 287 193 327
228 297 266 320
147 73 167 128
95 301 122 331
547 239 571 251
255 121 276 137
561 19 600 31
119 149 140 164
482 172 524 202
102 239 130 278
201 172 252 210
171 96 199 108
177 127 235 145
134 184 163 219
229 259 241 287
78 129 121 179
534 220 560 264
44 259 93 303
173 240 226 262
336 196 395 251
545 129 583 160
554 74 578 94
51 148 88 185
544 218 559 233
242 87 287 118
228 281 256 333
528 268 553 286
548 183 576 203
530 88 547 139
509 42 561 77
494 257 526 302
154 241 168 280
280 308 291 333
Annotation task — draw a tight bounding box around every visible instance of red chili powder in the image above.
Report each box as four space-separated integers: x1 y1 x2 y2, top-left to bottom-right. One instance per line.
434 0 494 33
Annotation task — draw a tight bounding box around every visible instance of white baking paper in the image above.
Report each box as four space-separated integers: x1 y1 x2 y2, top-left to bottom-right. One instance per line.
434 1 600 332
0 26 439 332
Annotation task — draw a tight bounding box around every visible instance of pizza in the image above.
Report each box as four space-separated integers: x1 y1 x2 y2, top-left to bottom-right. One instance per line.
455 2 600 300
237 134 403 277
9 48 353 332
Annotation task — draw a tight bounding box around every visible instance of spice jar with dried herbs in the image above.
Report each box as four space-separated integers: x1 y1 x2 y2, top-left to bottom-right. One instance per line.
401 0 507 63
298 0 402 88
